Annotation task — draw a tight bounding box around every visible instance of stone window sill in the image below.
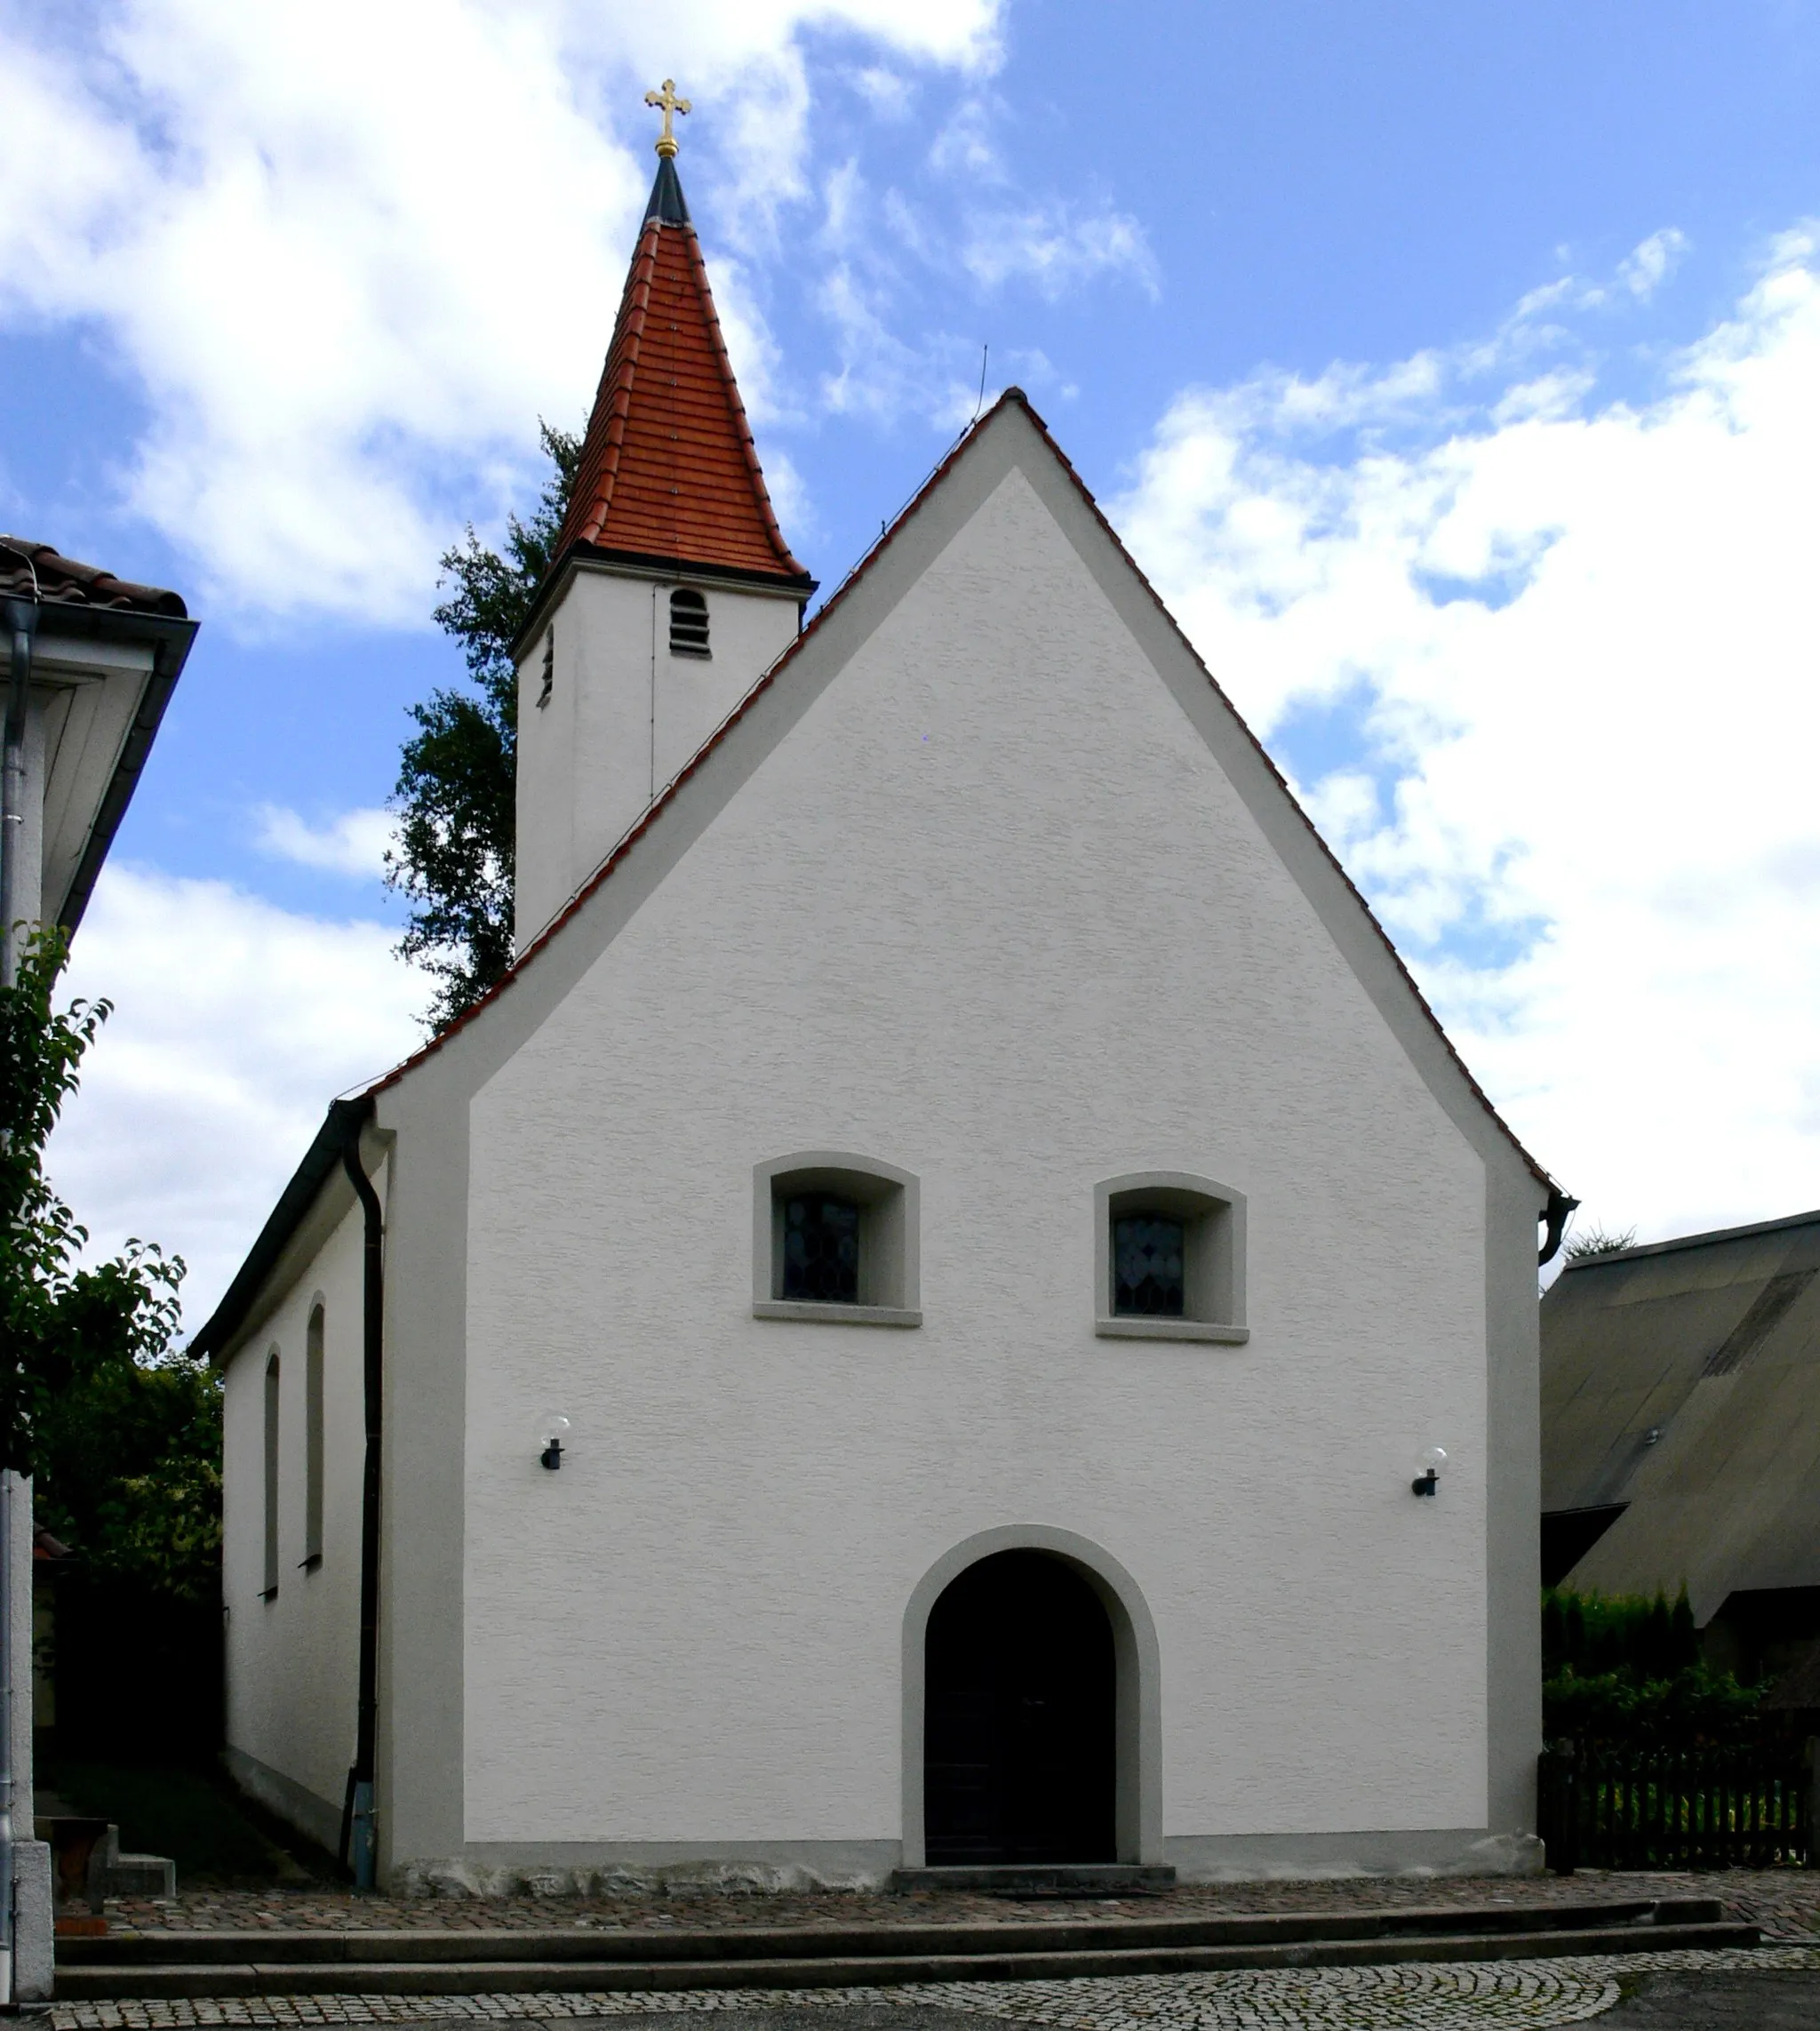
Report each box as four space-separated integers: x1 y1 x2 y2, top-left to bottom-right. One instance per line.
1096 1316 1249 1345
754 1300 922 1328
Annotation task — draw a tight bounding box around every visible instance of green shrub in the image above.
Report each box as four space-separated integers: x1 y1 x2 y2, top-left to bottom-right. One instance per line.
1542 1585 1758 1746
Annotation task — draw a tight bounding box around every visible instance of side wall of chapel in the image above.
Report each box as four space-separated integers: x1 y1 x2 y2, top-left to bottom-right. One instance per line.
220 1180 371 1851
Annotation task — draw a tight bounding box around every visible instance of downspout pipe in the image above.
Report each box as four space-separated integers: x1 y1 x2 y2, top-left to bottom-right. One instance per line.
0 588 37 2010
1538 1187 1580 1267
340 1124 385 1891
2 591 39 985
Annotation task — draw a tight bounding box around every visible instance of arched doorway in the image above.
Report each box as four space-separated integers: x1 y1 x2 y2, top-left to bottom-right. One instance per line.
923 1549 1116 1864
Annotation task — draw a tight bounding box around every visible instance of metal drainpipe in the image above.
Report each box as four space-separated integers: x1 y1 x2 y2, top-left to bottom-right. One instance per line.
0 588 40 2009
2 591 37 981
341 1136 385 1891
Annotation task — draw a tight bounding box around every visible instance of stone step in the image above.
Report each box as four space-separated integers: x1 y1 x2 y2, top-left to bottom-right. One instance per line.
53 1916 1759 2000
890 1867 1176 1895
56 1899 1728 1967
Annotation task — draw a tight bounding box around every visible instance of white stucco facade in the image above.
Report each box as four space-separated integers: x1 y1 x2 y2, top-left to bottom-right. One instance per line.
211 398 1547 1890
220 1176 373 1850
514 564 802 951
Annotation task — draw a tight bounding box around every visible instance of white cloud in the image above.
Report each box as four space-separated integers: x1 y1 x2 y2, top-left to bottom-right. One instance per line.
962 199 1157 302
255 804 396 877
44 866 425 1332
1617 228 1688 300
0 0 1002 622
802 149 1138 428
1113 228 1820 1247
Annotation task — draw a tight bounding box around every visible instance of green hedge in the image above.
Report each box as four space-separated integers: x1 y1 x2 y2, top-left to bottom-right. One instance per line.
1543 1586 1760 1747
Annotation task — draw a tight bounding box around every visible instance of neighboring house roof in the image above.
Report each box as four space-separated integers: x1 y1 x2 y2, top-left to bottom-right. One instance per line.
189 1099 372 1363
1541 1209 1820 1618
550 156 810 589
0 537 188 618
0 534 197 934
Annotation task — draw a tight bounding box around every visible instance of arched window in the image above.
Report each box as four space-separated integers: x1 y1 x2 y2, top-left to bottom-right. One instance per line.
262 1350 281 1600
304 1305 325 1571
1094 1172 1249 1343
753 1152 921 1325
669 588 710 657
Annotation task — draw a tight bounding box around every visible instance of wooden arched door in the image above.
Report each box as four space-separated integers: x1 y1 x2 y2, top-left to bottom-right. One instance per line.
923 1549 1116 1864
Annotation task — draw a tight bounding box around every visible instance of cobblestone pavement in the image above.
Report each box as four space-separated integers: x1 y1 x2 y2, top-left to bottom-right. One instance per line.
45 1945 1820 2031
97 1872 1820 1937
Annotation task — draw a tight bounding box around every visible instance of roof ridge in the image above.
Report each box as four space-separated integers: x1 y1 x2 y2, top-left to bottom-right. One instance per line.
1560 1205 1820 1270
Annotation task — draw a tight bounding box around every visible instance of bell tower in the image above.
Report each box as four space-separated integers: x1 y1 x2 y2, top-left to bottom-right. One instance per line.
513 84 815 950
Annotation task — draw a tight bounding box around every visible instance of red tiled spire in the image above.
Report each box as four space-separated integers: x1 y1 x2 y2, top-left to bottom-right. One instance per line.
555 158 810 586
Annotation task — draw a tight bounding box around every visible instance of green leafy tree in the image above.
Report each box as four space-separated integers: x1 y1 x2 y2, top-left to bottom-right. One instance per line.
387 421 582 1030
1 925 216 1597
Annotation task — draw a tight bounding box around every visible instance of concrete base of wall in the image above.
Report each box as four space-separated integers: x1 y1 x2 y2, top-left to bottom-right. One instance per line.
393 1842 903 1897
1165 1829 1546 1881
13 1837 53 2003
224 1744 344 1859
388 1830 1543 1897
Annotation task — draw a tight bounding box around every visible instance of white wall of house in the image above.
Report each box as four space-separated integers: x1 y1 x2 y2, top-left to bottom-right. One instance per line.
220 1185 372 1850
460 465 1493 1865
514 566 800 952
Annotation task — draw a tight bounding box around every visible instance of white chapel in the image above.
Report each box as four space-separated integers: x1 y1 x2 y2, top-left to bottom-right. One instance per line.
196 113 1565 1891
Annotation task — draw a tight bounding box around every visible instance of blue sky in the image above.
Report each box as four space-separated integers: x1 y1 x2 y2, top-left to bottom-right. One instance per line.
7 0 1820 1314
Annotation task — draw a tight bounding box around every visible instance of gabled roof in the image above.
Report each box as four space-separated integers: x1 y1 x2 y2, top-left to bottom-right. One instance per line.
551 158 810 588
1542 1207 1820 1616
366 391 1553 1192
195 387 1561 1363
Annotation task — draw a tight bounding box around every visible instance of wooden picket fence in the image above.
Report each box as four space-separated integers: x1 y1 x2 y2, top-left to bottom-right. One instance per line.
1539 1743 1812 1871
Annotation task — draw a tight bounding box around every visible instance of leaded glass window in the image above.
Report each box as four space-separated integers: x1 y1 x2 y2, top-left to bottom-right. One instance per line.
1114 1214 1185 1317
783 1194 860 1303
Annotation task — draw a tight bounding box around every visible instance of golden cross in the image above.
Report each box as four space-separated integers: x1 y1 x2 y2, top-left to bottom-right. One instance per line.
643 78 691 158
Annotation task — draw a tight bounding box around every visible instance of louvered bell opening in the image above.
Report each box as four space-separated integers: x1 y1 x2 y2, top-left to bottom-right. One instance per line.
669 588 710 658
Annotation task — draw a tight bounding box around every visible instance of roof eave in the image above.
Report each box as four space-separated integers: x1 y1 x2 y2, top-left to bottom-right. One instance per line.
509 542 816 663
188 1096 374 1364
39 602 201 935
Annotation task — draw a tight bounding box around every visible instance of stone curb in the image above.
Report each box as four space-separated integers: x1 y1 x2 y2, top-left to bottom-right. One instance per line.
52 1921 1758 1999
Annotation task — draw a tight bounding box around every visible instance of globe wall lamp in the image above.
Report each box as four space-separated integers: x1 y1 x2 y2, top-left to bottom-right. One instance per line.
1412 1446 1448 1497
538 1413 571 1471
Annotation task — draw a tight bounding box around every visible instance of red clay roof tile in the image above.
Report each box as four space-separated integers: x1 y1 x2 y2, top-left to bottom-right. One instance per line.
0 536 188 618
555 191 808 585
